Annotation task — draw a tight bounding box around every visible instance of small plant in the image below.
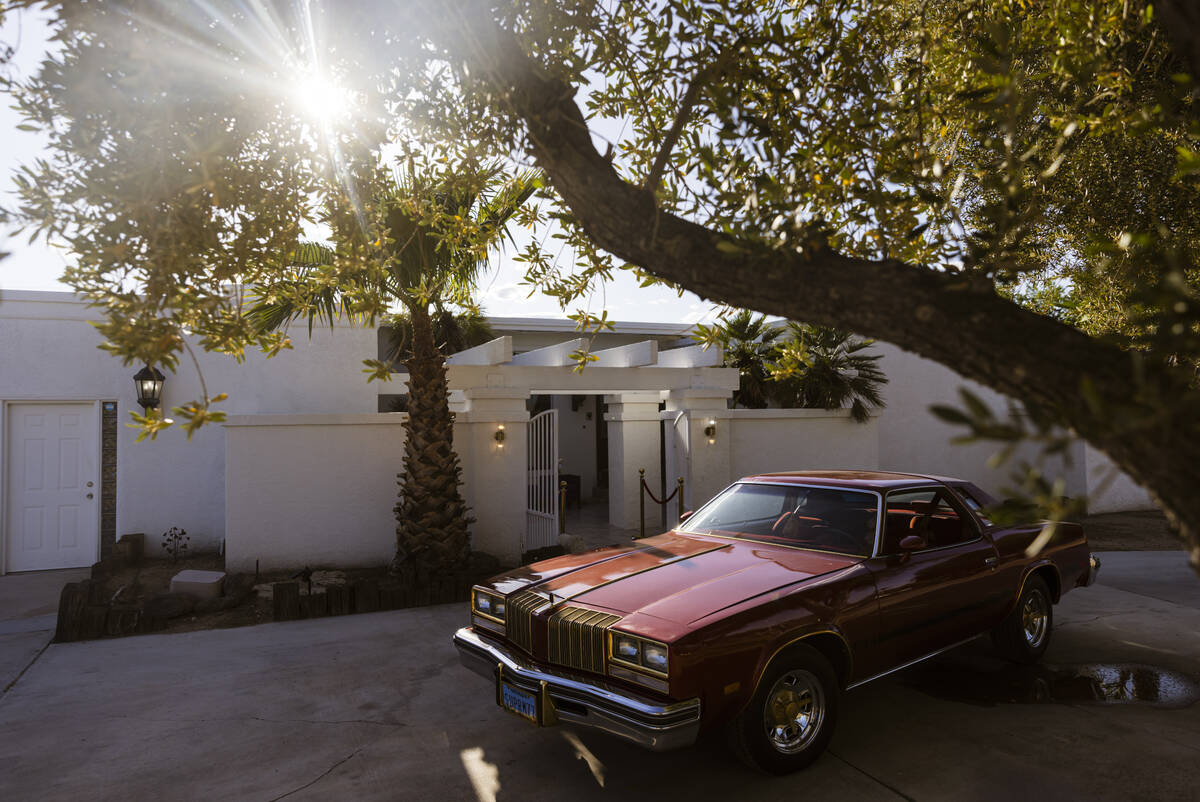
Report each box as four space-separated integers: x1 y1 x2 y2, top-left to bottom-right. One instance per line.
162 527 189 562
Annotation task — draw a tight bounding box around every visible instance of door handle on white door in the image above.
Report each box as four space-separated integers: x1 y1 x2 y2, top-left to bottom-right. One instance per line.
86 493 94 500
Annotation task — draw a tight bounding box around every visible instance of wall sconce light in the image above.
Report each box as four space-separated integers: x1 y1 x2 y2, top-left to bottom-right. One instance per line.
704 419 716 444
494 424 506 447
133 364 165 411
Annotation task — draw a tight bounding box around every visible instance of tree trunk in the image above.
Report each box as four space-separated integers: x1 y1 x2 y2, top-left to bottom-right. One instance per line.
394 302 472 573
442 7 1200 573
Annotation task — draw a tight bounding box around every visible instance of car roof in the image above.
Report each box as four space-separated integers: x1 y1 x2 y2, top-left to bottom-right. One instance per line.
739 470 967 492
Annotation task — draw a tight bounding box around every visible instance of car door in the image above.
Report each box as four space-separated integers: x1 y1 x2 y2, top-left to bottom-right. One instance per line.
862 486 1007 669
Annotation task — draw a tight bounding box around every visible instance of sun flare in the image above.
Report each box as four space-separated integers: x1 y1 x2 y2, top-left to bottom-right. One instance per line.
289 71 354 123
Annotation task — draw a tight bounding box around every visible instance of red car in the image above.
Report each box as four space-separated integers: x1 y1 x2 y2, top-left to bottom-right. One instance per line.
453 470 1100 773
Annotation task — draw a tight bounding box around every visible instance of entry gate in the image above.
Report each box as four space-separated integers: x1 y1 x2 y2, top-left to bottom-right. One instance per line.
526 409 559 551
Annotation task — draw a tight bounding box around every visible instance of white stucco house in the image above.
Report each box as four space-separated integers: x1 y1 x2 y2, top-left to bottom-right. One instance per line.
0 289 1153 575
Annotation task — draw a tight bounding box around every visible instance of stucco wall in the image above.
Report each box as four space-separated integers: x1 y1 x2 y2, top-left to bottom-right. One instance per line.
223 409 530 571
872 341 1086 499
1083 443 1154 514
0 290 379 560
224 415 405 572
727 409 880 480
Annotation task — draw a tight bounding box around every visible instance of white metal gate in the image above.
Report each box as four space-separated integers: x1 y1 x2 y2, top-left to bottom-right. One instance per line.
526 409 559 551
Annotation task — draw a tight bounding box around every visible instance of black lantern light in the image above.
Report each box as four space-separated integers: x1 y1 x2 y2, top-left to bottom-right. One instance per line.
133 364 165 411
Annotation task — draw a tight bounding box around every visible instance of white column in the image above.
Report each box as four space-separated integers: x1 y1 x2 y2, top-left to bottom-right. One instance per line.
605 392 663 531
663 389 734 522
455 387 530 564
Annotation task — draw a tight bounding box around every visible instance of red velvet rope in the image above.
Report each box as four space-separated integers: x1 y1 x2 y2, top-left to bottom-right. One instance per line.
640 477 679 506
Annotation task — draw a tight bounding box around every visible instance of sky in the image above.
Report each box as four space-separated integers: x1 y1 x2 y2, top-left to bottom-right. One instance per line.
0 7 716 325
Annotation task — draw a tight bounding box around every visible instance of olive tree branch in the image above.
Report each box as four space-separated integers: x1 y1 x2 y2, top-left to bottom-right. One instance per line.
643 40 742 196
440 0 1200 572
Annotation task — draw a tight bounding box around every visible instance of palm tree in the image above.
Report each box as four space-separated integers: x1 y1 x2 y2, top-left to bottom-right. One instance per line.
249 163 541 574
711 310 784 408
380 306 495 370
770 323 888 422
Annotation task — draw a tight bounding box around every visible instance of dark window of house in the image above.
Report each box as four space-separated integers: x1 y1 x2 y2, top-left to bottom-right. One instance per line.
378 394 408 413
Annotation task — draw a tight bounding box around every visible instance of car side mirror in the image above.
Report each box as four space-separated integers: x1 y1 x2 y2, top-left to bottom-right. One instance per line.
899 535 927 552
678 510 693 523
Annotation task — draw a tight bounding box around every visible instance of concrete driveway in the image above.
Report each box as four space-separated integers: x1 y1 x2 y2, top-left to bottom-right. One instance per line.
0 568 88 693
0 553 1197 801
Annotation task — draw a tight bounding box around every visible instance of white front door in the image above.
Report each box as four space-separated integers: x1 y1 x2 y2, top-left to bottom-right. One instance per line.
5 403 100 571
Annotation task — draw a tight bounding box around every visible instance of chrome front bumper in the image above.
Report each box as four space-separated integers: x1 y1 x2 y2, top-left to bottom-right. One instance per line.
1084 553 1102 586
452 626 701 751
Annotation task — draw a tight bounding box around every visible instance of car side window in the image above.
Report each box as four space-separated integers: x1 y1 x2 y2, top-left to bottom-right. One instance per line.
882 487 975 554
950 485 988 523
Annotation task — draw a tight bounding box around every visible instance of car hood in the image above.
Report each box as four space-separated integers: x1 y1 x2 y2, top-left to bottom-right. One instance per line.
491 531 860 626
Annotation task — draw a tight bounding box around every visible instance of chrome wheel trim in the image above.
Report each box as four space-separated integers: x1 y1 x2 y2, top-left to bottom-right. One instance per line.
763 669 825 754
1022 589 1049 648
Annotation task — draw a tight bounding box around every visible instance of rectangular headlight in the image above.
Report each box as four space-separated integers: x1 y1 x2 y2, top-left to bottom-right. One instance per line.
608 631 669 678
472 587 505 623
642 643 668 672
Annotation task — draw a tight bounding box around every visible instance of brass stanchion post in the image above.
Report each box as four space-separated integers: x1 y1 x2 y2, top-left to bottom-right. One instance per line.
559 480 567 535
638 468 646 539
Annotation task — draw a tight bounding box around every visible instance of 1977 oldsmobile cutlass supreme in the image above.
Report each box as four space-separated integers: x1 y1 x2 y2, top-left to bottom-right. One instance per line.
453 471 1101 773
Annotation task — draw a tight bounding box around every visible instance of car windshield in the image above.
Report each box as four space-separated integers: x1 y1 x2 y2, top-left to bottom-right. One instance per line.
678 483 879 557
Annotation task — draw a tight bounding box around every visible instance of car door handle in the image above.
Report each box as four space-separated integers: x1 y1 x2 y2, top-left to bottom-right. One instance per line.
984 556 998 569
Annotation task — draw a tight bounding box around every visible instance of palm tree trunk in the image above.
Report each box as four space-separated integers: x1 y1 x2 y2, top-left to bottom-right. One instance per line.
393 302 472 573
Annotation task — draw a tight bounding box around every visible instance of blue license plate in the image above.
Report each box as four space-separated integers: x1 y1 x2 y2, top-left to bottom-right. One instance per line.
499 681 539 724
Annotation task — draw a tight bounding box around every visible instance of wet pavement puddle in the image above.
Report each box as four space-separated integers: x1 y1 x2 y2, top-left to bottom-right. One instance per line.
900 653 1200 709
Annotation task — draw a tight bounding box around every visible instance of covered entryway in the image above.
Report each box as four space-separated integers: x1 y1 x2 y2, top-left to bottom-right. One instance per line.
4 402 100 571
444 336 738 556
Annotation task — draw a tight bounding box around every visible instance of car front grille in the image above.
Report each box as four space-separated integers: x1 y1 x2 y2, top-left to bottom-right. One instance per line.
547 606 622 674
506 589 550 654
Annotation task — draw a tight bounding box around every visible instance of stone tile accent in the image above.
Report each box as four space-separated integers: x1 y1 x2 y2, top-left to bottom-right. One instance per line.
100 401 118 559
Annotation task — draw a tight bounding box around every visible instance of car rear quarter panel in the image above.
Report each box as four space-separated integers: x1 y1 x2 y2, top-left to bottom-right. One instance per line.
669 563 879 732
990 520 1090 614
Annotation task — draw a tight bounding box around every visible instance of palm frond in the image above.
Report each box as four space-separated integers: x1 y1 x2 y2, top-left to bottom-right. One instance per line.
478 169 544 246
246 241 374 335
288 241 336 267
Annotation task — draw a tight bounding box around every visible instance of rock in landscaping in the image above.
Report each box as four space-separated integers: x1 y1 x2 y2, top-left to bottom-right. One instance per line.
170 569 226 600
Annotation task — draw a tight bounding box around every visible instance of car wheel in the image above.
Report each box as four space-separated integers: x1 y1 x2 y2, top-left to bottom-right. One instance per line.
730 643 839 774
992 574 1053 663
